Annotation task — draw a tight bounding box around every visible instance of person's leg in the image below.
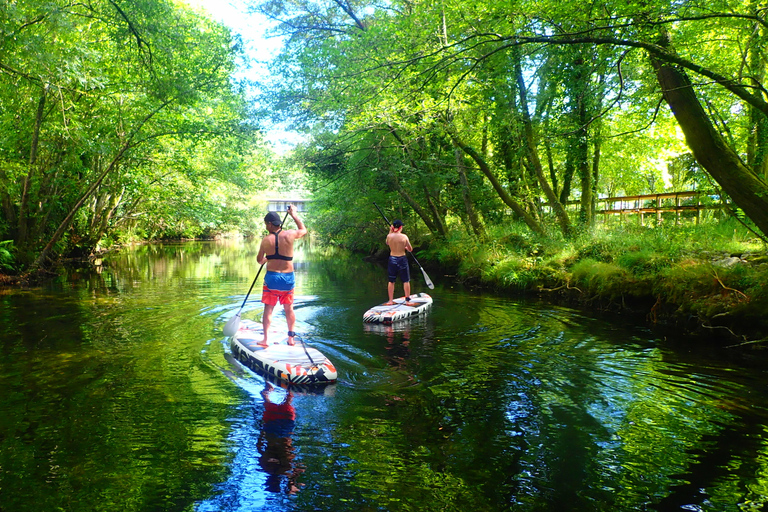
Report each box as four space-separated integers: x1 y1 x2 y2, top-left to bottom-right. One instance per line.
261 303 275 345
386 256 398 304
399 255 411 299
284 303 296 345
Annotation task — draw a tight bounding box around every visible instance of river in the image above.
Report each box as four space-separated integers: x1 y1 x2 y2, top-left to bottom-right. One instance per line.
1 239 767 511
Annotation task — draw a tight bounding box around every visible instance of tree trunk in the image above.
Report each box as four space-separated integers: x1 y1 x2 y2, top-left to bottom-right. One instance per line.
454 147 485 237
17 85 47 248
559 157 575 204
422 184 447 236
390 175 442 236
449 129 545 236
650 44 768 238
33 97 173 268
0 168 17 232
746 6 768 181
577 94 592 226
514 51 572 236
385 127 447 237
591 118 602 223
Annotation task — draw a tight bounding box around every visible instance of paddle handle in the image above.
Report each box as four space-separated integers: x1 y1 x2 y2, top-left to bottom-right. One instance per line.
373 202 391 227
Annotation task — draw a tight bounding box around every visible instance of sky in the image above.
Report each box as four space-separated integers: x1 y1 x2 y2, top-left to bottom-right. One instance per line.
182 0 302 152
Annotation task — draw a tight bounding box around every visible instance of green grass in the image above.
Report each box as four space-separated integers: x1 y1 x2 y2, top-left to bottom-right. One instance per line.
424 219 768 332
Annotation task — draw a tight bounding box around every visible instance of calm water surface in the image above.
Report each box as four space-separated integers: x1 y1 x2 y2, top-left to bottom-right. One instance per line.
1 240 768 511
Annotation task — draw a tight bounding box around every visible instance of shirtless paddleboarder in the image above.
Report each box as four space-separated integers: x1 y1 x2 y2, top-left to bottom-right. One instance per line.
385 219 413 305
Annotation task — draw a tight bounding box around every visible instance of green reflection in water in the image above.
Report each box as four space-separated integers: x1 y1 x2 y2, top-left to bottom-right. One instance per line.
0 243 245 512
1 241 768 512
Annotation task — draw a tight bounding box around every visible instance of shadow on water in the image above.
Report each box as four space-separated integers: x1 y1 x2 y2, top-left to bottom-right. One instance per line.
2 240 768 511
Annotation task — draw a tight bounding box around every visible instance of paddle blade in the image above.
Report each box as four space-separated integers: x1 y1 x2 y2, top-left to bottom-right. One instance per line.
223 312 241 337
421 268 435 289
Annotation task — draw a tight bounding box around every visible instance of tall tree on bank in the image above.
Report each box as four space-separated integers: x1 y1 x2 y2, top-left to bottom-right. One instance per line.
0 0 260 269
254 0 768 239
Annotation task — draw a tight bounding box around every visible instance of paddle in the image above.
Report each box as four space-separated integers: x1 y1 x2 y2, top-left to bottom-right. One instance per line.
373 202 435 290
293 333 317 367
223 208 291 337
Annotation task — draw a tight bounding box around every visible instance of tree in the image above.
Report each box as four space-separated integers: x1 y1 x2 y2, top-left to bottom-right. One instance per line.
254 0 768 241
0 0 264 269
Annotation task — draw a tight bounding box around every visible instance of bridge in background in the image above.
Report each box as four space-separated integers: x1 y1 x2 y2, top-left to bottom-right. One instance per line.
266 198 310 213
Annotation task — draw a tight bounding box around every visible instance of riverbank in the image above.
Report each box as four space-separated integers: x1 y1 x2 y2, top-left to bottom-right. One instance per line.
418 220 768 346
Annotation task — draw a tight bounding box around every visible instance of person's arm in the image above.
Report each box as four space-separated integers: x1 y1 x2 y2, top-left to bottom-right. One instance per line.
404 235 413 253
256 237 268 265
288 205 308 239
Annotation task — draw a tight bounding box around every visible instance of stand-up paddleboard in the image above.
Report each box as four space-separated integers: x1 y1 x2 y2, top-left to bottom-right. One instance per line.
363 292 433 324
230 319 337 385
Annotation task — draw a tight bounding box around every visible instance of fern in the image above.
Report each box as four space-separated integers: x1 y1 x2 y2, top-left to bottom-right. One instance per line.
0 240 17 272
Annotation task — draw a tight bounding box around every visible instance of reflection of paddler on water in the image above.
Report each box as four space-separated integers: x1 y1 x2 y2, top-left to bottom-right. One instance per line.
363 320 413 371
257 381 304 495
385 327 411 370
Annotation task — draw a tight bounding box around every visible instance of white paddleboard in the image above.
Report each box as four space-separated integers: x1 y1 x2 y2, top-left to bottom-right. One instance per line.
362 292 433 324
230 319 337 385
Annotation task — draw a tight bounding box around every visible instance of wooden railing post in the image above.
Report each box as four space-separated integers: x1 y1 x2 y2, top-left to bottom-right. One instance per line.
656 195 662 225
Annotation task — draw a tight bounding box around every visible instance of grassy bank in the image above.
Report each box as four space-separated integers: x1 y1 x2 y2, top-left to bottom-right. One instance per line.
422 219 768 344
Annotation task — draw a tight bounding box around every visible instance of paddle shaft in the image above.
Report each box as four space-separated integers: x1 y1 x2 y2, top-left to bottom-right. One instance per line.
237 264 263 310
373 202 434 289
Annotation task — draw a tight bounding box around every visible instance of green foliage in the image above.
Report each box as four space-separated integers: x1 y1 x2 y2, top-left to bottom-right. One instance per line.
571 259 632 299
616 249 671 275
0 241 17 273
0 0 268 266
422 217 766 325
252 0 768 243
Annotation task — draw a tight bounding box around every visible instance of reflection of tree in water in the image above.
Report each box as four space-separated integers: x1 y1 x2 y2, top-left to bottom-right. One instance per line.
257 382 304 495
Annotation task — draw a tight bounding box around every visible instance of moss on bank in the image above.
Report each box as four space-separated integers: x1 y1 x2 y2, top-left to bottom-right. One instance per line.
422 220 768 343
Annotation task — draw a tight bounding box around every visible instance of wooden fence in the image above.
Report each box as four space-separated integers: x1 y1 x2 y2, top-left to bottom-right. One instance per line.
597 191 721 225
547 191 722 226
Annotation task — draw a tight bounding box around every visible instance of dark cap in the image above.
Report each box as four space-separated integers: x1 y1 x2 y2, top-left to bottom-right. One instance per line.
392 219 403 228
264 211 282 226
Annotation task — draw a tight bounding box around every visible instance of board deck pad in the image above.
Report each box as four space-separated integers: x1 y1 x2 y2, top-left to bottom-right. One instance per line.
230 319 337 385
362 292 433 324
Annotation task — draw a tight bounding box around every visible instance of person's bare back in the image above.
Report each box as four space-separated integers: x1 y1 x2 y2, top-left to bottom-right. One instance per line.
386 231 412 256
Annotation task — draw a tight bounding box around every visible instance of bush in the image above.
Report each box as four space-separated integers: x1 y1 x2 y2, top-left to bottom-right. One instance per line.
0 240 18 273
570 258 634 299
616 248 671 275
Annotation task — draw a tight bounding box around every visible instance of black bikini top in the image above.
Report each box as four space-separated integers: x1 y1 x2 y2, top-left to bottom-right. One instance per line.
265 229 293 261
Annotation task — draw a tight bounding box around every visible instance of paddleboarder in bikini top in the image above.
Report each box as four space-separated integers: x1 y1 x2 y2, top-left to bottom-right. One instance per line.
257 205 307 346
385 219 413 305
